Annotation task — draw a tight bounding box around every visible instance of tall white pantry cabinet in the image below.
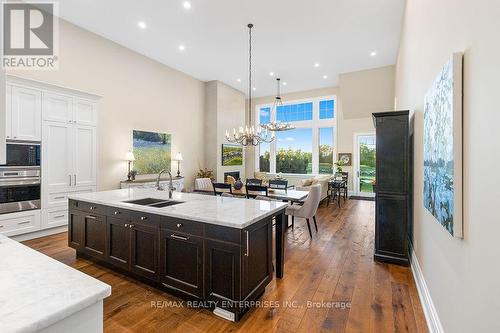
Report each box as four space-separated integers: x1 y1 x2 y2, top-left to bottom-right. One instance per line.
5 76 99 238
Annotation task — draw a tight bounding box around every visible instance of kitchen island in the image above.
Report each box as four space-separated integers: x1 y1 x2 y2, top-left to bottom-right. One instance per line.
68 188 288 321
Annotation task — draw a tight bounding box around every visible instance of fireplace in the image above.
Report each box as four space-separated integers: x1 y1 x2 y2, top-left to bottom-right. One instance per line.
224 171 240 183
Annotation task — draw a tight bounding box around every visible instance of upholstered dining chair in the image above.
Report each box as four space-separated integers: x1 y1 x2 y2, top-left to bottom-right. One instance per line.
195 178 213 191
285 184 322 238
269 179 289 190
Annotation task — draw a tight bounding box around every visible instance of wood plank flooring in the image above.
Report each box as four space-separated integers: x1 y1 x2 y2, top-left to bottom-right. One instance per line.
22 199 427 333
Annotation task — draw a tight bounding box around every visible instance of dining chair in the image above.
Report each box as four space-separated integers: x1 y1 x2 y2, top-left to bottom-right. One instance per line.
246 185 268 199
340 172 348 199
285 184 321 238
212 182 232 196
246 178 263 186
195 178 213 191
269 179 288 190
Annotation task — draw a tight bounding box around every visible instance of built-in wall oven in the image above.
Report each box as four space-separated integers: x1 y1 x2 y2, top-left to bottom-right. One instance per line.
5 141 40 167
0 167 41 214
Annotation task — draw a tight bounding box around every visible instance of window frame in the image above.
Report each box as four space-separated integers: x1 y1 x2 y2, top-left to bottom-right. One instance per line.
255 95 337 175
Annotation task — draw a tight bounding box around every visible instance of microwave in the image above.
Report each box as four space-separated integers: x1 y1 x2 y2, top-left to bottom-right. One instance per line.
5 142 41 167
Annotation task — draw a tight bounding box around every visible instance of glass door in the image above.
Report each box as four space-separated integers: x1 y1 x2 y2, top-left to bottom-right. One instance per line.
354 134 376 198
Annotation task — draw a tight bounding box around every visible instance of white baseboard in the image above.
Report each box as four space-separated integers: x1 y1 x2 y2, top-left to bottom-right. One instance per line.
409 243 444 333
12 226 67 242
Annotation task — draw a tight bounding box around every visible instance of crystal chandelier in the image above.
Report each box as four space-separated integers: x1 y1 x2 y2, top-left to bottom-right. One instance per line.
261 78 295 132
225 23 275 146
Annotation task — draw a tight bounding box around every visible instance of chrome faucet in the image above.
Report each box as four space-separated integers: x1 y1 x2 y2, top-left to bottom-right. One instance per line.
156 169 174 199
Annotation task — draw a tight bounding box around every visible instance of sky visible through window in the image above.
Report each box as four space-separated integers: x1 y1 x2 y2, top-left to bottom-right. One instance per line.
276 128 313 152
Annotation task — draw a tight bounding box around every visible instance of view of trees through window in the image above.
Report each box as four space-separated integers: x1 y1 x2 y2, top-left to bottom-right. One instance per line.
359 135 376 192
257 97 336 174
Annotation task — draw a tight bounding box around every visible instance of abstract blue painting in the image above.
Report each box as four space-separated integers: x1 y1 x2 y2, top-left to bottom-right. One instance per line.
423 53 463 238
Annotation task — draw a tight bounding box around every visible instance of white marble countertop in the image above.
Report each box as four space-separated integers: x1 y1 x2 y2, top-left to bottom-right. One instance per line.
69 188 288 229
0 235 111 333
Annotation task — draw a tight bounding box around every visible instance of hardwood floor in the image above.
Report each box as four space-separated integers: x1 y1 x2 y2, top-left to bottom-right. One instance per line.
22 199 427 333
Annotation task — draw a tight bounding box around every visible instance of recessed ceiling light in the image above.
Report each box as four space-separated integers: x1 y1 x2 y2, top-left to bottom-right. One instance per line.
137 21 147 29
282 82 288 86
314 63 320 68
269 72 275 76
182 1 192 10
323 75 328 79
236 78 241 83
370 51 377 56
252 87 256 91
178 44 186 51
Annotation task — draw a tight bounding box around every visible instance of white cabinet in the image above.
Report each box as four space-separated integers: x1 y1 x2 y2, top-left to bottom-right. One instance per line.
0 210 41 237
42 121 97 209
9 86 42 141
43 92 96 126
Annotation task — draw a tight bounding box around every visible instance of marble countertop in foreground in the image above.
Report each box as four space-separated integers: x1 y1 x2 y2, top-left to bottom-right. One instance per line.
0 234 111 333
69 188 288 229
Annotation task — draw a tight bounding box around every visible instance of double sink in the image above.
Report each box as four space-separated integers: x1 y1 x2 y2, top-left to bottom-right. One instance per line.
124 197 184 208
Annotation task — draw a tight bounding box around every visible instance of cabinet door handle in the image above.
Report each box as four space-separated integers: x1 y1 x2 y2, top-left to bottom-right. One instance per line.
89 206 96 210
69 175 72 186
74 174 77 186
86 215 97 220
53 215 65 219
124 223 129 227
18 221 31 225
245 230 250 257
129 224 135 228
54 196 65 200
170 234 189 241
176 223 183 228
140 216 147 221
114 211 120 215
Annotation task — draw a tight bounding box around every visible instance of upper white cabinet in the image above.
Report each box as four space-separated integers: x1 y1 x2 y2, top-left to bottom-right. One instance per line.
9 86 42 141
74 99 97 126
43 92 96 126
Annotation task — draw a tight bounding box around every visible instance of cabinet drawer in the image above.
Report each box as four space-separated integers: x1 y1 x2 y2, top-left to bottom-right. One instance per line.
161 216 204 236
105 206 131 219
72 201 106 215
205 224 241 244
0 210 41 237
129 210 161 226
42 208 68 229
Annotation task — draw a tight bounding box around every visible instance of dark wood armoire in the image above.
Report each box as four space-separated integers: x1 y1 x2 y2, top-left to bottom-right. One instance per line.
372 111 413 266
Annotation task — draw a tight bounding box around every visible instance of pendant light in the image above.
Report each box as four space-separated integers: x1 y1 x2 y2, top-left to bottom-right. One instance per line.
225 23 275 146
261 78 295 132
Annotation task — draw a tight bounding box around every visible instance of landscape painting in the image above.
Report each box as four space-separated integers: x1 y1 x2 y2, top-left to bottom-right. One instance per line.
423 52 463 238
222 144 243 166
133 130 171 175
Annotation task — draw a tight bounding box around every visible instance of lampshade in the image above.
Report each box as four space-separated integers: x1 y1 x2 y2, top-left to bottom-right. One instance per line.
175 152 183 161
125 151 135 161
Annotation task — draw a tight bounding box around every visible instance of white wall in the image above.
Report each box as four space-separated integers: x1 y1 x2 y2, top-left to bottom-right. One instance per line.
395 1 500 332
6 19 206 191
205 81 246 182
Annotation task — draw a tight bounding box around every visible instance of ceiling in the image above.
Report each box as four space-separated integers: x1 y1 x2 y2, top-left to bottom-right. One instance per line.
57 0 406 97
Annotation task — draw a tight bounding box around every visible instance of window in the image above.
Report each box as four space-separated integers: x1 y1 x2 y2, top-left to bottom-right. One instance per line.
319 127 334 174
276 128 313 174
319 100 335 119
256 96 337 175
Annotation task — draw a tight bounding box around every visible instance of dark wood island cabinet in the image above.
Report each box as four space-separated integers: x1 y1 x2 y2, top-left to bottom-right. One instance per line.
68 198 284 321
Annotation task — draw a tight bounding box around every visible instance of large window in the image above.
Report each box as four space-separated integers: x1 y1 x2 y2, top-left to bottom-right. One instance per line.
256 96 337 175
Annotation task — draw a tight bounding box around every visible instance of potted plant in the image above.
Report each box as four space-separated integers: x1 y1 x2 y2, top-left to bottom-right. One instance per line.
334 160 345 173
196 168 215 181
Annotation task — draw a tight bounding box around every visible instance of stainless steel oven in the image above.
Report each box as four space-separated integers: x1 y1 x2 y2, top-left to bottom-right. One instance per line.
5 141 41 167
0 167 41 214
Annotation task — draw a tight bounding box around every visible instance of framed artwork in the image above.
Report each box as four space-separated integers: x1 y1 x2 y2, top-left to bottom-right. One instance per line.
133 130 171 175
222 144 243 166
423 52 463 238
338 153 352 166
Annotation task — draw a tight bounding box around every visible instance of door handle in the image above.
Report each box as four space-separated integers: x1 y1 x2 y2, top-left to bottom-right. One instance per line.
53 215 65 219
69 175 72 186
170 234 189 241
128 224 135 228
54 196 65 200
245 230 250 257
74 174 77 186
17 221 31 225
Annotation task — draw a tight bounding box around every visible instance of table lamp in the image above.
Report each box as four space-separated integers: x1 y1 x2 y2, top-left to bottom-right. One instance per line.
125 151 135 181
175 152 183 177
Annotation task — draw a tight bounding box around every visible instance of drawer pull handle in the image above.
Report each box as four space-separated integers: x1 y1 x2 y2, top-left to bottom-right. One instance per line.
245 230 250 257
129 224 135 228
114 211 120 215
18 221 31 225
140 216 147 221
124 223 129 227
89 206 96 210
54 196 65 200
53 215 65 219
171 234 189 241
176 223 183 228
86 215 97 220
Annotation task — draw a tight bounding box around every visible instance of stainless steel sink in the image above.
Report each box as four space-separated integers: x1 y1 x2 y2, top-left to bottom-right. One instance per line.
123 198 184 208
